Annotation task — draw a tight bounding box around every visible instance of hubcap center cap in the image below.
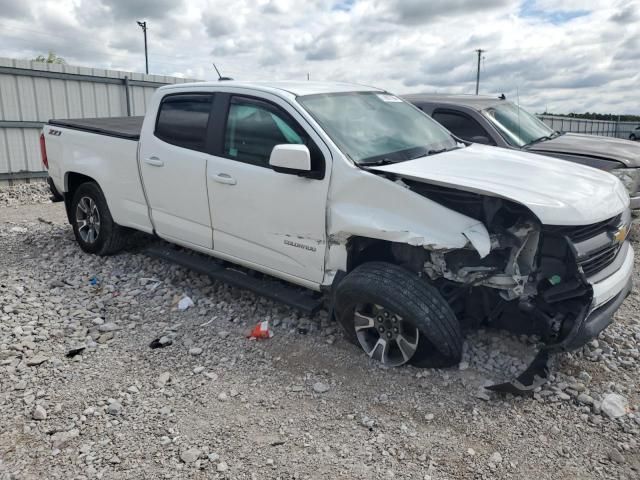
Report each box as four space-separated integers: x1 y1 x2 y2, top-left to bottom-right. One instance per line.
376 311 398 338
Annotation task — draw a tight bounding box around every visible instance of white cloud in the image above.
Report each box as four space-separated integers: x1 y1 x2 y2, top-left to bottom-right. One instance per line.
0 0 637 114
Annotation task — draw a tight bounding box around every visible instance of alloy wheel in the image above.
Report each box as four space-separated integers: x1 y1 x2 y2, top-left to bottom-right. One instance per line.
76 196 101 244
353 304 419 367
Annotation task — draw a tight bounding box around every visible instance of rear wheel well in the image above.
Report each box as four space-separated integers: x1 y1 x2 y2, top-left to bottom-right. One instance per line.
64 172 98 224
66 172 96 196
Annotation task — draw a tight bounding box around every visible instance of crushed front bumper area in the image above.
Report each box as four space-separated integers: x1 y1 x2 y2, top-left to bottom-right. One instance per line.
488 242 634 395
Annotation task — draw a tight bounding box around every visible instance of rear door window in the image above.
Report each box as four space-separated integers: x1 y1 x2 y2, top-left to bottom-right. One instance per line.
432 109 494 144
155 94 213 152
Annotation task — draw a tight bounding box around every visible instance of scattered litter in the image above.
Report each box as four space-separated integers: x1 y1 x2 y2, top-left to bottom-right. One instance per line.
178 296 194 311
38 217 54 225
65 347 86 358
200 318 214 327
149 337 173 349
248 321 273 340
89 276 99 286
297 327 308 335
9 226 27 233
270 440 286 447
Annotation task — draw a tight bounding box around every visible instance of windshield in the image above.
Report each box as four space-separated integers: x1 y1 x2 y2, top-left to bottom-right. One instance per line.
482 102 556 147
297 91 458 165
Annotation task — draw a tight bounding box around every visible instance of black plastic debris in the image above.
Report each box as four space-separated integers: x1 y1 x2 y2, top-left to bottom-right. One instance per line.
149 337 173 349
486 350 550 396
65 347 86 358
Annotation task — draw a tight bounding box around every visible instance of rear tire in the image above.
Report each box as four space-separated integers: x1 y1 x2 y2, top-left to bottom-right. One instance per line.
70 182 128 256
334 262 463 368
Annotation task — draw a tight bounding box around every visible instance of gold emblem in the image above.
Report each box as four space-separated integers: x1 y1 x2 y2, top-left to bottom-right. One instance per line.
614 225 628 243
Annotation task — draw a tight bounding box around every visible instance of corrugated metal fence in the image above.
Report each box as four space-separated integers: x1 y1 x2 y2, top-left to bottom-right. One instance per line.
0 57 200 183
538 114 638 139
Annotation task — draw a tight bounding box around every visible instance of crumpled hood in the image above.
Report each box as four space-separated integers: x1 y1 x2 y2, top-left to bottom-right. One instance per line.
526 133 640 168
370 144 629 226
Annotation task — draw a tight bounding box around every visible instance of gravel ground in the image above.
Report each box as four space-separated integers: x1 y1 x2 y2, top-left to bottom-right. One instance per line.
0 182 50 208
0 184 639 479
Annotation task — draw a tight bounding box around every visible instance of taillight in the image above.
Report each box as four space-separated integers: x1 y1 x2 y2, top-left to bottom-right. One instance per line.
40 132 48 169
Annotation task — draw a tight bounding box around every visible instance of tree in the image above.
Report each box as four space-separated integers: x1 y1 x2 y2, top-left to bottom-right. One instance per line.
32 51 66 64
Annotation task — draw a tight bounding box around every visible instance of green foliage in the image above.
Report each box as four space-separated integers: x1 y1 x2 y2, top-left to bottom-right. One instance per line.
32 51 66 64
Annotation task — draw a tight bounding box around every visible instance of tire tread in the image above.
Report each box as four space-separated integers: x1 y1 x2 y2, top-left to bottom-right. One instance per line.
335 262 463 367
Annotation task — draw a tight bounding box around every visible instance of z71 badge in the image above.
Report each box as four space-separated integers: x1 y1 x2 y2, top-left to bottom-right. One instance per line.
48 129 62 136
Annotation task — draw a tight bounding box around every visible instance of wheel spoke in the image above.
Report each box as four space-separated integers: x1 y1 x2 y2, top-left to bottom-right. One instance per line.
354 311 375 332
78 199 89 215
396 333 419 362
77 220 88 231
369 337 390 364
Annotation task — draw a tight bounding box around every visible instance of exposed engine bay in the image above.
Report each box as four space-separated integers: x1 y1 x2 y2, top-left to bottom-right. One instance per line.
393 179 614 394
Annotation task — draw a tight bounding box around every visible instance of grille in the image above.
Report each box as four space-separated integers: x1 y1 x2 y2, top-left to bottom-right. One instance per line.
544 214 621 243
543 214 624 277
579 243 621 277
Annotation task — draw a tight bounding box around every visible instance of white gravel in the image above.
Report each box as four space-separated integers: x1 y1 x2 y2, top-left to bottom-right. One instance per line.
0 181 50 207
1 183 639 479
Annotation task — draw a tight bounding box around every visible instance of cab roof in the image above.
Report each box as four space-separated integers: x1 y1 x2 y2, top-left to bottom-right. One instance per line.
161 80 384 98
401 93 507 111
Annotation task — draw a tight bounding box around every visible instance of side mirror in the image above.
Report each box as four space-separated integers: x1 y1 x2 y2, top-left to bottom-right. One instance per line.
269 144 311 174
470 135 492 145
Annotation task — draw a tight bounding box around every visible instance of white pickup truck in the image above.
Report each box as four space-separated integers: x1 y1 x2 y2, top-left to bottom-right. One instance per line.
42 81 633 393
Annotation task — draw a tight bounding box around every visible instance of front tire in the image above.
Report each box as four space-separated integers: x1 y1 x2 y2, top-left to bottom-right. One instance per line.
630 134 637 141
70 182 128 256
334 262 463 368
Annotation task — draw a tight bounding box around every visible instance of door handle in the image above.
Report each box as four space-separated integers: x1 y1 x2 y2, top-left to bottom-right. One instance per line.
144 157 164 167
213 173 237 185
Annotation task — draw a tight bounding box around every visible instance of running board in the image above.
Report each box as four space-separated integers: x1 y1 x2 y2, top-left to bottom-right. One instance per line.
144 245 323 315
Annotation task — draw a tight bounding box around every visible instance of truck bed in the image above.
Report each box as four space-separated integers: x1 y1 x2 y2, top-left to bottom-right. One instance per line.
48 116 144 140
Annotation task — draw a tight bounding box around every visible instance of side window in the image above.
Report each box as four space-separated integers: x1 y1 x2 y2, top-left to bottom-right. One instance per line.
223 97 324 175
155 94 213 152
432 110 494 144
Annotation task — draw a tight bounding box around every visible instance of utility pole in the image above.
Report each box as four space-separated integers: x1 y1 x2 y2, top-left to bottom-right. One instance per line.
137 21 148 75
475 49 485 95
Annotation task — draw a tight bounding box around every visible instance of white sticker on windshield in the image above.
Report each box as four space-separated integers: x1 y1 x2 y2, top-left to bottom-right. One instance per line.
376 94 403 102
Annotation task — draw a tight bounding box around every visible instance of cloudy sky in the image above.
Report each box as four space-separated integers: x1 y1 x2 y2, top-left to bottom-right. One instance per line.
0 0 638 114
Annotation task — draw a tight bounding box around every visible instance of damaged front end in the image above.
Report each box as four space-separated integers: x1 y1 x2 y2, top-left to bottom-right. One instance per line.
402 180 613 395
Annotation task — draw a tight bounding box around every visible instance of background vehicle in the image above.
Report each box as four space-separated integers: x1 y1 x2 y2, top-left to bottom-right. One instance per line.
630 126 640 141
41 82 633 392
404 94 640 209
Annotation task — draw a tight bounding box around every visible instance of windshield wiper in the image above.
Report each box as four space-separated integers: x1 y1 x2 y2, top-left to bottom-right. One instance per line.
360 145 459 166
359 158 398 166
523 135 553 147
426 148 448 155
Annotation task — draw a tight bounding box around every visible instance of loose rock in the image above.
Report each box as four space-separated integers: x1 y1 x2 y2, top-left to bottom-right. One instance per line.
313 382 330 393
32 405 47 420
601 393 628 419
180 448 202 464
